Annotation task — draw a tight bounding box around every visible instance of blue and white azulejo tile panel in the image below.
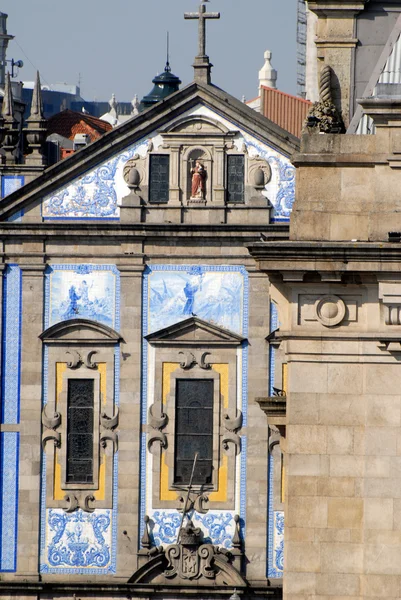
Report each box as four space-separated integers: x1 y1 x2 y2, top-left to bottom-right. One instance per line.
268 452 284 578
150 510 236 549
0 432 19 572
41 509 113 573
41 140 149 219
45 264 120 329
147 265 246 336
2 265 22 424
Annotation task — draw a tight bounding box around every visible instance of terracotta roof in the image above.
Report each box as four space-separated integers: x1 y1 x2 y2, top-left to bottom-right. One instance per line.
47 109 112 142
261 86 312 138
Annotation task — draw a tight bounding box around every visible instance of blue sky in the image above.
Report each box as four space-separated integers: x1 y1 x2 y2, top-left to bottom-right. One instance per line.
2 0 298 104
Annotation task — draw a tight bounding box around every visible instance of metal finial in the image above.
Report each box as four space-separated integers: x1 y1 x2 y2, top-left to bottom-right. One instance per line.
165 32 171 73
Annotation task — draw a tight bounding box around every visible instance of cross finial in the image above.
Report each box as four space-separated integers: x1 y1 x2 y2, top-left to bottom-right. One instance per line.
184 2 220 84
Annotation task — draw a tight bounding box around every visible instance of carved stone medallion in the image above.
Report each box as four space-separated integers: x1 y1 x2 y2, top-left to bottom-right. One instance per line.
315 294 346 327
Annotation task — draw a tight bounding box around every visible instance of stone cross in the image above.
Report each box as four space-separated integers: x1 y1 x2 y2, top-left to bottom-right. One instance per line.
184 3 220 58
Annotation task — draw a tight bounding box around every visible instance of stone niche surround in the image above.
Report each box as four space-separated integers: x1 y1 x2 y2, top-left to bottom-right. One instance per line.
40 318 122 513
120 115 273 226
145 316 245 512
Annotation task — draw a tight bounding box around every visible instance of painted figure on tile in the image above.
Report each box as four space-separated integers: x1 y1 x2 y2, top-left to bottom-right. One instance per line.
149 268 244 335
64 285 80 318
49 267 116 328
79 280 92 308
190 161 206 199
183 280 199 315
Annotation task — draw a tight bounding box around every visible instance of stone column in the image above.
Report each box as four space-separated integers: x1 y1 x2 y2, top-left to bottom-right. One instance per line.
213 144 226 206
169 146 181 206
114 265 144 580
15 263 45 579
244 270 271 583
308 1 367 127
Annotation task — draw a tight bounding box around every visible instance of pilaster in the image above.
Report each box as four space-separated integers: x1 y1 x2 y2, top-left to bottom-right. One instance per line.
16 263 45 579
114 265 144 580
244 270 271 583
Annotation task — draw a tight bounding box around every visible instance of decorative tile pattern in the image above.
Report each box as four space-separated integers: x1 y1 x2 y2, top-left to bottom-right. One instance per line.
44 509 112 570
45 264 120 329
267 454 284 578
2 265 22 424
42 141 148 219
141 265 248 546
40 263 120 574
150 511 235 549
1 175 24 198
2 176 25 222
243 138 295 223
269 302 278 396
0 432 19 571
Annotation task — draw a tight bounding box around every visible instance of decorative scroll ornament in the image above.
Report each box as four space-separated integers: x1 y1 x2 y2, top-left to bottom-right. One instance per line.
100 408 119 451
65 350 98 370
62 492 96 514
148 403 168 453
179 350 211 370
176 492 209 514
222 409 243 453
41 406 62 448
179 350 196 370
304 65 345 134
63 494 79 513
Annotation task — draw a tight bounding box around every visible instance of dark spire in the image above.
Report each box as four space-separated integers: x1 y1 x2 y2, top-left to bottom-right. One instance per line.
140 37 181 111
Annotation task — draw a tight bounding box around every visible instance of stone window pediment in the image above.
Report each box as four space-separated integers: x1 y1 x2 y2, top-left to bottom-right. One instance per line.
145 316 245 346
40 318 124 345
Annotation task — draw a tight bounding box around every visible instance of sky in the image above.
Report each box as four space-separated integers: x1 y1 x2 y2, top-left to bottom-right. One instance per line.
1 0 298 105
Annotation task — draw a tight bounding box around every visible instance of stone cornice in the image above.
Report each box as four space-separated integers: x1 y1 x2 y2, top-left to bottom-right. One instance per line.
308 0 367 16
247 241 401 273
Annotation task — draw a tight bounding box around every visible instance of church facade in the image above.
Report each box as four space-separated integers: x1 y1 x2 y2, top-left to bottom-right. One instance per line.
0 5 299 597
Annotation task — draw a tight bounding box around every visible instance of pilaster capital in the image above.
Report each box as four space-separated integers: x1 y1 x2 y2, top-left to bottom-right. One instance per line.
308 0 366 17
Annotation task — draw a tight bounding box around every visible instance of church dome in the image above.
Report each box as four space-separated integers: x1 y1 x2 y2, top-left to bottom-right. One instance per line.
140 61 181 111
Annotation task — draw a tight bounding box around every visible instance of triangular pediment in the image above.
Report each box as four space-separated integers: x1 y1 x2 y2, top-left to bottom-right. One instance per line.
0 81 299 222
145 316 245 346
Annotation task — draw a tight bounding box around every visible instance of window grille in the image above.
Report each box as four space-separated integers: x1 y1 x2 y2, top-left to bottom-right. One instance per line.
66 379 94 484
149 154 170 203
227 155 245 203
174 379 214 486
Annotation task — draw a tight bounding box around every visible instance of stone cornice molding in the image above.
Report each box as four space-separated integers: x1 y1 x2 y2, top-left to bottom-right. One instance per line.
247 242 401 272
308 0 367 16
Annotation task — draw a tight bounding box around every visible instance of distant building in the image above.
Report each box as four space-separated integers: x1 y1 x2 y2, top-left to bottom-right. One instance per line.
46 109 112 162
246 50 312 137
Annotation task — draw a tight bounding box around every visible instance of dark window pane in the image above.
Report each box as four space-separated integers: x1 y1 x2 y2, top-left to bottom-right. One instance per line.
66 379 94 484
174 379 214 486
227 155 245 203
149 155 170 203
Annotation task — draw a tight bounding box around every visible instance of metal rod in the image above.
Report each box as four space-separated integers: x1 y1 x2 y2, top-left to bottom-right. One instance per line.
176 452 198 543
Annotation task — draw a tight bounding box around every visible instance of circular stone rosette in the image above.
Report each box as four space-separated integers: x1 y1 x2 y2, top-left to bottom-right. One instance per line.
315 295 346 327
